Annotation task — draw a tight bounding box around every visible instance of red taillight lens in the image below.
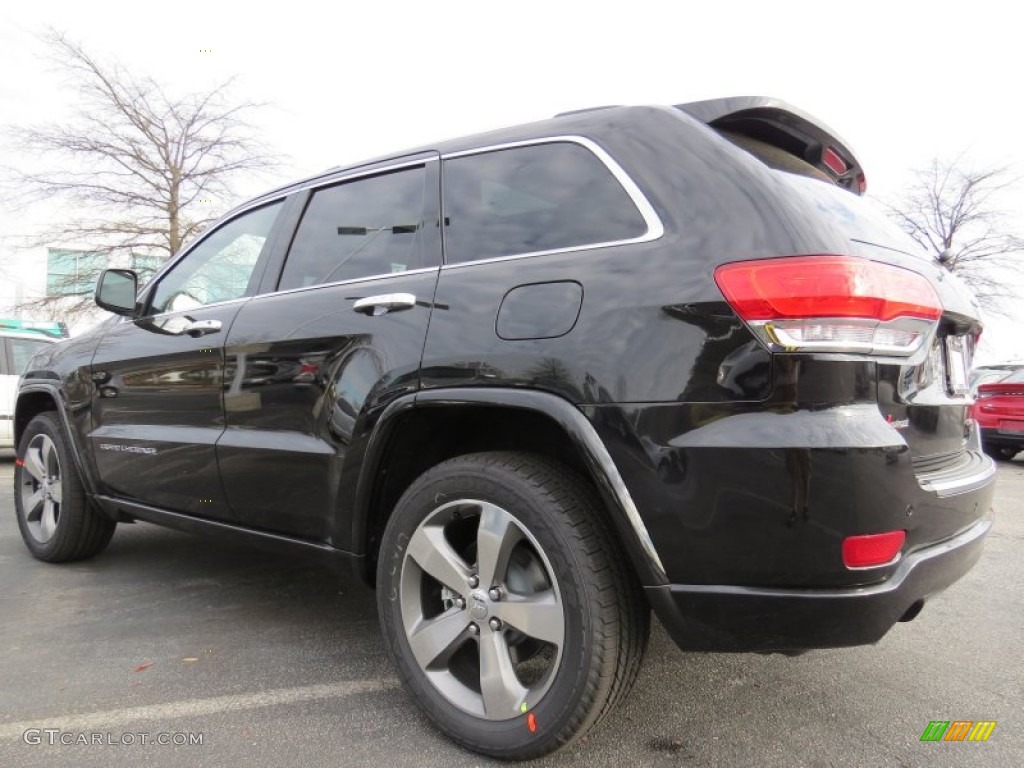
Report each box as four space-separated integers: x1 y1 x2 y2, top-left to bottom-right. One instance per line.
980 387 1024 398
715 256 941 322
842 530 906 568
714 256 942 356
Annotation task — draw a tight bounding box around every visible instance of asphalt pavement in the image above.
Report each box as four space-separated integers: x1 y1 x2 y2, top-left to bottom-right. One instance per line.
0 455 1021 768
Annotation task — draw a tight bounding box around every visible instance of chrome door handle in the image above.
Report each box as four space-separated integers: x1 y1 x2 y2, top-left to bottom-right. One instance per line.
353 293 417 316
183 319 222 337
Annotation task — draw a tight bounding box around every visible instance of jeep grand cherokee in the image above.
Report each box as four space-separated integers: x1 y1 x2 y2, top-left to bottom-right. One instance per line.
13 96 994 759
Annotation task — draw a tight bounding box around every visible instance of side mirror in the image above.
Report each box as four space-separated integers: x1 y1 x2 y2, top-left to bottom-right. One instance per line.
95 269 139 316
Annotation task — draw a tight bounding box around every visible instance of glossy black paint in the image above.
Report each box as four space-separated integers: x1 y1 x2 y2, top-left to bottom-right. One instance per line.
16 332 106 492
14 102 994 653
647 515 990 652
584 394 993 588
218 268 440 542
676 96 866 195
350 387 670 587
213 159 442 541
496 281 584 341
89 303 244 518
93 493 363 580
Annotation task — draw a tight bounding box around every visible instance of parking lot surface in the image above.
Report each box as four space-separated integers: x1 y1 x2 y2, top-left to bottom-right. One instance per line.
1 455 1021 767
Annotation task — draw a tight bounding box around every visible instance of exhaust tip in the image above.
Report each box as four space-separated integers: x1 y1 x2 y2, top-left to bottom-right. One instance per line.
899 599 925 623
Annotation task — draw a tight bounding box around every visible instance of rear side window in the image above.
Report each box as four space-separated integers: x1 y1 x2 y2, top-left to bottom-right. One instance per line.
442 142 647 264
279 167 431 290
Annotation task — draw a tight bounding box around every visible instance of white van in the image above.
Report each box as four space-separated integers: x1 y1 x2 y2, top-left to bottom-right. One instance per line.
1 329 58 449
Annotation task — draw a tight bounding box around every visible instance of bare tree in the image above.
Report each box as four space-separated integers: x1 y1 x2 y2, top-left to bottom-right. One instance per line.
883 157 1022 311
2 29 278 319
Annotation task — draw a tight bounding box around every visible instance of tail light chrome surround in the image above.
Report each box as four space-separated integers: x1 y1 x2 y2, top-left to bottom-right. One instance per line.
715 255 943 359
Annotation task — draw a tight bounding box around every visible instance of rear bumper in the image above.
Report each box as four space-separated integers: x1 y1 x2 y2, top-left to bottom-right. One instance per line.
980 426 1024 448
646 516 991 652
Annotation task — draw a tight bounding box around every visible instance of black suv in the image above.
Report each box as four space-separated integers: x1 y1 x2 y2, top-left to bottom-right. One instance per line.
13 97 994 759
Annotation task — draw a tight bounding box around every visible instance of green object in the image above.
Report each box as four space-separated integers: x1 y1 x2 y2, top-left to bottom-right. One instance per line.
0 318 69 339
920 721 950 741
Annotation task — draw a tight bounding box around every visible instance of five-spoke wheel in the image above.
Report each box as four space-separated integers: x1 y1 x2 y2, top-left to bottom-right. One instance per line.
14 412 116 562
400 499 565 720
377 452 648 760
19 432 64 543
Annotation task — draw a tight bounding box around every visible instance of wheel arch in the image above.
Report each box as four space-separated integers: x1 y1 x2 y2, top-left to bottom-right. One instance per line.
15 384 99 496
353 388 667 588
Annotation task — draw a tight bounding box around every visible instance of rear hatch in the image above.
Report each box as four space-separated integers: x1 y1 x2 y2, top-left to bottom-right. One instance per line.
772 171 983 469
680 97 985 468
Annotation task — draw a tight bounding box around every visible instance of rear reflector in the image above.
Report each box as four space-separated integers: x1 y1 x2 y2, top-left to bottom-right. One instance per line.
843 530 906 568
714 255 942 356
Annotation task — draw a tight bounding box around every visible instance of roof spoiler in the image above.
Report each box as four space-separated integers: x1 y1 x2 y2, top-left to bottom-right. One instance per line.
675 97 866 195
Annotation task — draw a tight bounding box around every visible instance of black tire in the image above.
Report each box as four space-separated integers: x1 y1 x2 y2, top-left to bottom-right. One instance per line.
377 451 649 760
984 443 1019 461
14 412 116 562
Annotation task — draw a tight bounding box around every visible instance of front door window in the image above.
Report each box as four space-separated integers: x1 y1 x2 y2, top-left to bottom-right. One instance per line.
150 202 283 314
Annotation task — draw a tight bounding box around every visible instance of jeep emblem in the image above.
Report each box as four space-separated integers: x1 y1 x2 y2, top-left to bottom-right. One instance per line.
469 592 488 620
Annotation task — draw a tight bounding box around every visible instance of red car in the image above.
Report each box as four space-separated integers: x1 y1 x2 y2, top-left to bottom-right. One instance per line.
974 367 1024 460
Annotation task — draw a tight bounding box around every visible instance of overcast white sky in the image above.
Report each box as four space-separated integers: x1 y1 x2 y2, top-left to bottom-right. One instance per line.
1 0 1021 360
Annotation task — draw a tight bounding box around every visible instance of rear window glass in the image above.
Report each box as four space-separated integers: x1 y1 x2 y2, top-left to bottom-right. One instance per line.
442 142 647 264
779 174 929 260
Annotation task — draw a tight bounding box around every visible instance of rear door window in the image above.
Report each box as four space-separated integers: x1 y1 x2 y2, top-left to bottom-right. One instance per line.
442 142 648 264
278 166 433 290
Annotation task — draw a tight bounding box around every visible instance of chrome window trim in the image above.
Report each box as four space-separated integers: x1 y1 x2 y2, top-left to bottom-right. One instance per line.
123 295 252 323
273 161 440 296
145 134 663 302
247 152 441 206
144 157 440 302
260 266 440 299
141 197 290 305
439 135 664 269
135 267 443 321
289 156 436 195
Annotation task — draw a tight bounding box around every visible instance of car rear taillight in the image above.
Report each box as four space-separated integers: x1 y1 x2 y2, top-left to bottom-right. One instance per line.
821 147 848 175
843 530 906 568
978 383 1024 398
714 255 942 356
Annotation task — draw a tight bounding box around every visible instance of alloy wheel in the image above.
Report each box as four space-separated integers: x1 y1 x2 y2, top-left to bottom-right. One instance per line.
399 499 565 720
19 433 63 543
